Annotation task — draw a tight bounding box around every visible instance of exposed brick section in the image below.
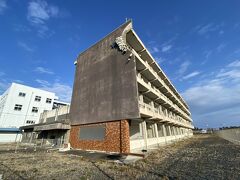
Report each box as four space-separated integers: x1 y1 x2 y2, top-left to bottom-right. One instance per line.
69 120 130 153
120 119 130 153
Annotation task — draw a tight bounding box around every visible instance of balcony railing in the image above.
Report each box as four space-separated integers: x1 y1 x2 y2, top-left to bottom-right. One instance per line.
133 49 191 115
137 74 191 122
139 101 194 129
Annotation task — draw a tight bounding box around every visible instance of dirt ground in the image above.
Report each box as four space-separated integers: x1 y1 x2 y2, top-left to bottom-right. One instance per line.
0 134 239 180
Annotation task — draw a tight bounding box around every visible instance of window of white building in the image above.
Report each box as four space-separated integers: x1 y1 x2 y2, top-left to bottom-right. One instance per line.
18 92 26 97
14 104 22 111
46 98 52 103
26 120 35 124
32 107 38 113
35 96 41 102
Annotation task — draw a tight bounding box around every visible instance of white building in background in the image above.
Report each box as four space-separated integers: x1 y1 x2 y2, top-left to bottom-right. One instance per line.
0 83 70 142
0 83 69 128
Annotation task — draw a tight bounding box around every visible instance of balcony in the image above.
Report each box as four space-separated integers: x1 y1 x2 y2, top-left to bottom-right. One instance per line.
137 74 192 122
133 49 191 116
138 101 194 129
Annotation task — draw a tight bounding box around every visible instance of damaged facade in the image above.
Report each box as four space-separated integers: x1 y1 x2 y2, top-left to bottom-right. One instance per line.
21 105 70 147
70 20 194 153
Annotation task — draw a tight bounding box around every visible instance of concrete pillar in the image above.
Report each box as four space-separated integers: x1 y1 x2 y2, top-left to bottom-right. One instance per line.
142 120 148 150
163 124 168 144
154 123 160 146
159 105 162 114
154 123 159 138
168 125 172 136
29 132 33 143
151 101 154 109
55 108 59 122
165 109 168 117
162 124 167 137
139 94 143 102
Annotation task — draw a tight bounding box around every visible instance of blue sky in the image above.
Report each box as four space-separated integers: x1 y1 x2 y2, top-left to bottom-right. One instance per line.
0 0 240 128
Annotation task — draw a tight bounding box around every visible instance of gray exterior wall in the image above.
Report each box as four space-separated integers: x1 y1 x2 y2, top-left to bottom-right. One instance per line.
70 21 140 125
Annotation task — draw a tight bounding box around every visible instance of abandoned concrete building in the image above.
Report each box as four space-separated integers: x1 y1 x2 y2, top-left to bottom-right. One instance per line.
70 20 194 153
21 105 70 147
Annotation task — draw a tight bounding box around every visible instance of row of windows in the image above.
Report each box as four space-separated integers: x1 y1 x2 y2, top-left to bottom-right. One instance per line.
26 120 35 124
18 92 52 103
19 92 26 97
14 104 39 113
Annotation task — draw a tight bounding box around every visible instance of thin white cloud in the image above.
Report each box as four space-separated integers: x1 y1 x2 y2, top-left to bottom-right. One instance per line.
34 67 54 75
182 71 200 80
162 45 172 52
36 79 50 86
27 0 59 24
194 23 224 35
227 60 240 67
148 46 159 54
27 0 59 37
155 57 165 64
217 69 240 80
204 50 212 59
177 61 191 75
0 0 7 14
216 43 226 52
36 79 72 102
18 41 34 52
182 59 240 128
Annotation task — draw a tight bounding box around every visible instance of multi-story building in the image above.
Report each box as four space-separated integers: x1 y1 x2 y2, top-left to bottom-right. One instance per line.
0 83 57 128
69 20 194 153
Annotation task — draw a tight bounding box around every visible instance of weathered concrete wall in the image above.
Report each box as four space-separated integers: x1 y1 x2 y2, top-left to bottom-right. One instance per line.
40 105 70 124
69 120 130 153
216 128 240 145
70 20 140 125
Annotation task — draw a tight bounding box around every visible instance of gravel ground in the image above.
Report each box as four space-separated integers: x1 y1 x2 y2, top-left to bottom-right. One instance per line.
0 134 239 180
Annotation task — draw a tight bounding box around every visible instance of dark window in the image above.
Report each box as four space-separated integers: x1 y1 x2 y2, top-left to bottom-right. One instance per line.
32 107 38 113
79 125 105 140
35 96 41 102
14 104 22 111
46 98 52 103
26 120 34 124
19 92 26 97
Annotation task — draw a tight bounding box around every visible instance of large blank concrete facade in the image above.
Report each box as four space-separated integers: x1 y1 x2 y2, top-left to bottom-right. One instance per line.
70 20 194 153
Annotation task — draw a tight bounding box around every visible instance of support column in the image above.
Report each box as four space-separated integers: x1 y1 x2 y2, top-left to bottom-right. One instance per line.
168 125 172 136
139 94 143 102
29 132 33 143
159 105 162 114
154 123 159 146
154 123 159 138
150 101 154 111
162 124 167 137
163 124 168 144
55 108 59 122
142 120 148 151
